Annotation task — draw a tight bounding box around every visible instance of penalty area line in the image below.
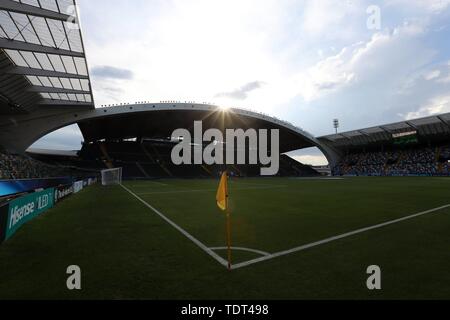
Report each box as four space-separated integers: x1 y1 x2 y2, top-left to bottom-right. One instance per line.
231 204 450 270
120 184 229 268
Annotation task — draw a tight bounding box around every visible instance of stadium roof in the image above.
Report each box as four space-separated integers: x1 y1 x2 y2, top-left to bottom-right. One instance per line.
319 112 450 149
77 104 320 154
0 0 94 114
27 147 78 157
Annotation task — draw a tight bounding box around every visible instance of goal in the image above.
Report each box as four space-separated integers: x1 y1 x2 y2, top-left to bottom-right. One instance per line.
101 168 122 186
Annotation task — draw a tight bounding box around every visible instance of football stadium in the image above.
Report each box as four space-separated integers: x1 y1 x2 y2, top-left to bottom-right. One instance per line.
0 0 450 303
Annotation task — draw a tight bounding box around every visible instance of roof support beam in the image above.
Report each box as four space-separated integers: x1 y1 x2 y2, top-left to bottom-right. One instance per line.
357 130 371 138
357 130 373 144
0 0 72 22
405 121 420 131
27 86 90 94
437 116 450 129
379 126 392 134
37 99 93 108
6 66 89 79
376 126 392 142
340 133 353 140
0 38 84 57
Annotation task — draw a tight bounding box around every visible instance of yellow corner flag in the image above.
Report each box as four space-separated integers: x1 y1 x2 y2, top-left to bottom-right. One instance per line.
216 172 228 211
216 171 232 270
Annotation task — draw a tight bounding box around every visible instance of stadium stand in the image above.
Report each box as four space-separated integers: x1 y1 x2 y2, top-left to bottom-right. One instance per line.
0 150 97 181
77 140 320 179
333 143 450 176
1 151 65 180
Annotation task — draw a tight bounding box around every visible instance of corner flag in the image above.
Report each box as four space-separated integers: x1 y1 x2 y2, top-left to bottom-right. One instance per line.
216 171 232 270
216 172 228 211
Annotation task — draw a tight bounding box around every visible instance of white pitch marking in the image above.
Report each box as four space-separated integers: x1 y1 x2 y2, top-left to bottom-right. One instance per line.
229 182 284 187
289 177 344 180
121 184 229 268
209 247 271 257
127 181 169 187
146 180 169 186
124 183 450 271
231 204 450 270
136 185 288 196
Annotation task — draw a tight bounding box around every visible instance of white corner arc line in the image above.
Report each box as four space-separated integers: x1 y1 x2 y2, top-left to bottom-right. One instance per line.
231 204 450 270
209 247 271 257
120 184 229 268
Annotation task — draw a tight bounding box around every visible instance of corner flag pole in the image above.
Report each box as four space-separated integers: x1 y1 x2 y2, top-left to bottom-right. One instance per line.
226 190 232 270
216 170 232 270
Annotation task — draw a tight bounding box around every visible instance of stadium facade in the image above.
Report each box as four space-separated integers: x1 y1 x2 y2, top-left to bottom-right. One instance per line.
0 0 449 181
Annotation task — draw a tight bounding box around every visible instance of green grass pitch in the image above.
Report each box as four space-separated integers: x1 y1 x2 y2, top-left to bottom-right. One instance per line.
0 177 449 300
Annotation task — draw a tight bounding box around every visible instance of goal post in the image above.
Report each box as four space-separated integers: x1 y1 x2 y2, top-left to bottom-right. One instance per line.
101 168 123 186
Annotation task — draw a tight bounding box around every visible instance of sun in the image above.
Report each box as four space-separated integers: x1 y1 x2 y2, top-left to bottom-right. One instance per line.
218 105 231 111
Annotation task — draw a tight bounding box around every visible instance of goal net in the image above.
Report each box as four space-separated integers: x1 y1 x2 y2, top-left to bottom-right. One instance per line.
101 168 122 186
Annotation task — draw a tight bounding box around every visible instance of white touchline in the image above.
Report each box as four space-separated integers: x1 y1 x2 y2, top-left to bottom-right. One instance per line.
120 184 229 268
231 204 450 270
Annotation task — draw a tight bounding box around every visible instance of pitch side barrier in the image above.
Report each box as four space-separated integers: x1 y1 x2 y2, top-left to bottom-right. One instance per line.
0 177 98 244
0 177 74 198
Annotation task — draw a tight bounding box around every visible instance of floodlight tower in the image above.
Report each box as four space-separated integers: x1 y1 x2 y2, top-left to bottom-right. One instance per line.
333 119 340 134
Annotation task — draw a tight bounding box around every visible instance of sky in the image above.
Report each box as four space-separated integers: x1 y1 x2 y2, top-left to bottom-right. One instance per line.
32 0 450 165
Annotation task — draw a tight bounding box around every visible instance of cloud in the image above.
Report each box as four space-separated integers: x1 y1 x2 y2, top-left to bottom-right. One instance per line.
286 147 329 166
215 81 266 100
403 95 450 119
93 83 126 104
301 0 362 38
392 58 450 121
31 125 83 150
437 75 450 83
284 18 450 137
436 63 450 83
424 70 441 80
290 155 329 166
292 22 429 102
387 0 450 13
91 66 134 80
90 66 133 103
32 0 450 150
